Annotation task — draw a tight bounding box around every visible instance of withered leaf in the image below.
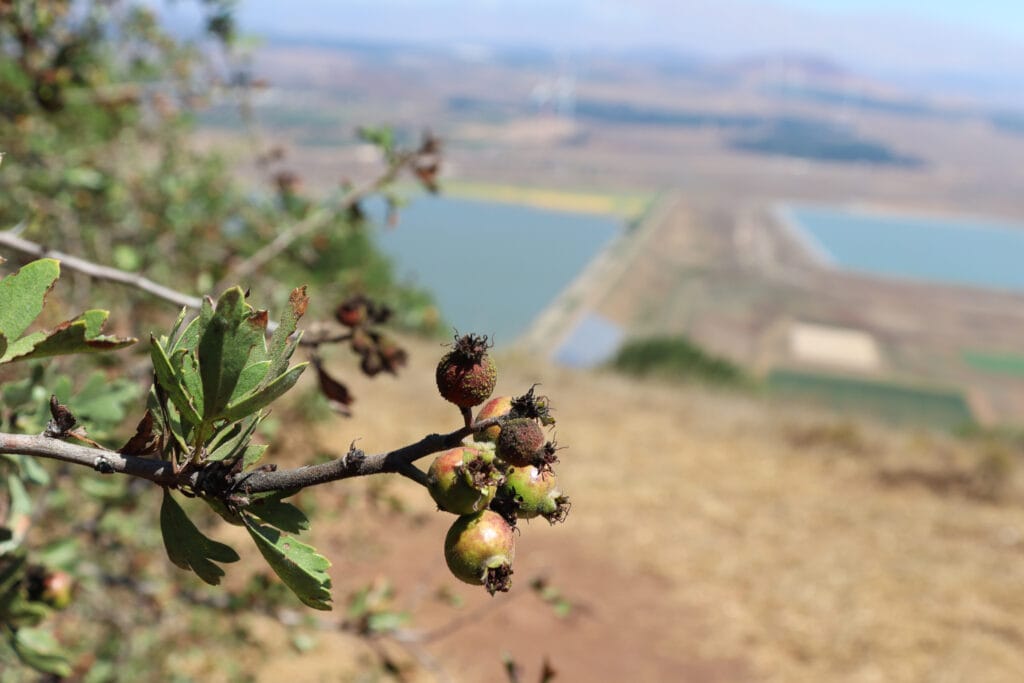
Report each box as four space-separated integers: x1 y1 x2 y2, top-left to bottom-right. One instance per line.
314 360 354 416
45 396 77 438
119 410 160 456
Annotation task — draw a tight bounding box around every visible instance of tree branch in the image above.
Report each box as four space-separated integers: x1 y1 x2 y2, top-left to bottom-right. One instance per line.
0 432 180 484
0 417 501 497
0 230 204 310
213 154 412 291
0 154 410 323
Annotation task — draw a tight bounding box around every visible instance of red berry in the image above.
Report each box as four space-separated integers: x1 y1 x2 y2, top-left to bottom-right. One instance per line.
444 510 515 594
427 445 502 514
495 417 545 467
435 333 497 408
336 296 369 328
473 395 512 443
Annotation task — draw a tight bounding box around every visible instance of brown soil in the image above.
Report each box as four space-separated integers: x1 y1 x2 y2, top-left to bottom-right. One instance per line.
238 336 1024 683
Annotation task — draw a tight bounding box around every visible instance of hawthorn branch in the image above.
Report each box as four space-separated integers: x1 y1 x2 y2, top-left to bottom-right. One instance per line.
214 153 414 290
0 417 500 496
0 229 203 310
229 419 496 494
0 233 355 345
0 154 411 320
0 432 180 484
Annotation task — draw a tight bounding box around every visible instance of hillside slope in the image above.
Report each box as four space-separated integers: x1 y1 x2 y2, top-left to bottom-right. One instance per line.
250 337 1024 682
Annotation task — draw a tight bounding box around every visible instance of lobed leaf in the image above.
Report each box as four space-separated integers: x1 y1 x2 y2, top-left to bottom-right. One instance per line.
246 494 310 534
3 310 136 363
0 259 59 343
243 516 332 610
159 490 240 585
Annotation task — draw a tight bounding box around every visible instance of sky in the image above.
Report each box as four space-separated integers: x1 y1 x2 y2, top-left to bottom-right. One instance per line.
779 0 1024 42
146 0 1024 101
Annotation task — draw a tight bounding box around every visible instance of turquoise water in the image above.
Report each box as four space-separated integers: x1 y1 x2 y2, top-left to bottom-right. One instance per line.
374 197 620 344
784 205 1024 292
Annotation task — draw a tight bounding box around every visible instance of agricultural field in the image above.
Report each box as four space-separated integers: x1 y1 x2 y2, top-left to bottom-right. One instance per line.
766 369 974 429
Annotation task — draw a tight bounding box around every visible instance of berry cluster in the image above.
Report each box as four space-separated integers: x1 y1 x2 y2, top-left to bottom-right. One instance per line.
431 334 570 594
335 294 408 377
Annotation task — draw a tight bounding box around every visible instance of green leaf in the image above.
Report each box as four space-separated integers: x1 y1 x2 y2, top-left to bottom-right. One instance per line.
8 597 51 626
242 443 268 470
0 332 44 363
11 628 72 677
0 551 28 612
166 307 189 344
222 363 307 422
199 288 265 419
206 416 259 463
3 310 136 363
247 495 310 534
0 259 59 342
151 336 202 427
159 490 239 585
367 611 410 633
0 475 32 555
171 308 205 355
173 350 205 417
243 516 332 610
231 360 271 403
67 372 139 425
0 333 6 360
264 286 308 386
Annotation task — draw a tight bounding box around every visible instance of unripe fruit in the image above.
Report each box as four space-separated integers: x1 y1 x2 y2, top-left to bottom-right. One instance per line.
502 465 570 524
41 571 74 610
435 333 497 408
473 395 512 443
427 446 502 514
444 510 515 594
496 417 545 467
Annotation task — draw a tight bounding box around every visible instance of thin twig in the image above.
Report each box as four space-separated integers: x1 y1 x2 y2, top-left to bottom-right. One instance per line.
0 231 355 343
0 230 203 310
214 155 412 291
0 156 409 323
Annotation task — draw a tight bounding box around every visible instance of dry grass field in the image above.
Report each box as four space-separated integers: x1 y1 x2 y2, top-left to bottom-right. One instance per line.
231 337 1024 682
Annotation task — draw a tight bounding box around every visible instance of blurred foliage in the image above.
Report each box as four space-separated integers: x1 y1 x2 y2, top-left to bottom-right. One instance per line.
0 0 439 331
609 335 749 387
0 0 441 677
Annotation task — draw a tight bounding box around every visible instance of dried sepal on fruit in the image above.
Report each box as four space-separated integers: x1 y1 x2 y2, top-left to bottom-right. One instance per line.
427 445 503 515
435 333 497 408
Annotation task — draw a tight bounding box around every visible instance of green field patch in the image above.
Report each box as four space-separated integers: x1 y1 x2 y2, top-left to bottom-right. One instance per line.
962 350 1024 377
767 369 973 428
